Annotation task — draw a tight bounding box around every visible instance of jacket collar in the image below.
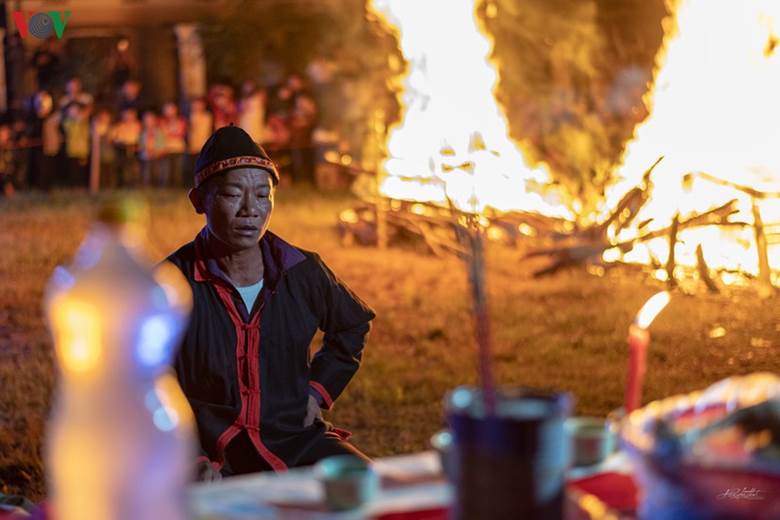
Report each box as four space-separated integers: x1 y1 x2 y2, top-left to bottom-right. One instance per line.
193 227 306 291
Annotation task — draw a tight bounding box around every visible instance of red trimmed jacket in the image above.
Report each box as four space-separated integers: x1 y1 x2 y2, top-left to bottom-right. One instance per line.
167 228 375 472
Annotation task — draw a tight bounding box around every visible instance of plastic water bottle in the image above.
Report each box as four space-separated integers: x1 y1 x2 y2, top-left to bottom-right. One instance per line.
44 199 195 520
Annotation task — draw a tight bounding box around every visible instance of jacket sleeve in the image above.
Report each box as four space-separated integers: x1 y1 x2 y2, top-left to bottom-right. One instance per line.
307 254 375 410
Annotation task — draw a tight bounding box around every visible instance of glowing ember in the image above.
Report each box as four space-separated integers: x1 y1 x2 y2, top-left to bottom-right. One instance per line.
603 0 780 283
367 0 570 218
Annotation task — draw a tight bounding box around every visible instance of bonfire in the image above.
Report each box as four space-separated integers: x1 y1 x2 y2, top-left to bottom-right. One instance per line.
340 0 779 298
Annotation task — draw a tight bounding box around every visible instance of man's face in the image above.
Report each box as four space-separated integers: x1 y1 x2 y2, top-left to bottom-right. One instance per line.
192 168 275 251
67 79 80 95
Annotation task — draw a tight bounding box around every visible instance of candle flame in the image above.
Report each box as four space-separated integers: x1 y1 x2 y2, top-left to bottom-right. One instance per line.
635 291 671 330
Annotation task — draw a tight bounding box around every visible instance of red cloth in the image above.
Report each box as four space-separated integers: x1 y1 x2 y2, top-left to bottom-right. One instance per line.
568 472 638 513
375 508 448 520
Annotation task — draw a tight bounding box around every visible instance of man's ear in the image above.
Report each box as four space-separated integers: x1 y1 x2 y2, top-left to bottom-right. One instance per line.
188 188 205 214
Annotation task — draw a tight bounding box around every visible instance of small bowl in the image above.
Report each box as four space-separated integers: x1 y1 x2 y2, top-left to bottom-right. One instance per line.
430 429 456 481
565 416 615 467
315 455 379 511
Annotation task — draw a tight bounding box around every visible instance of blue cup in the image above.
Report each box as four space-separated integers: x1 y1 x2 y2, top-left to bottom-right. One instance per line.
566 416 615 467
446 386 573 519
315 455 379 511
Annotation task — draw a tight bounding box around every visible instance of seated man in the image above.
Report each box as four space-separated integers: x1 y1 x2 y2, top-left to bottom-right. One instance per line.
167 125 375 480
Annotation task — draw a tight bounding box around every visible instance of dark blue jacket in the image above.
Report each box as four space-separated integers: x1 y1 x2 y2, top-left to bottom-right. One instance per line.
167 228 375 471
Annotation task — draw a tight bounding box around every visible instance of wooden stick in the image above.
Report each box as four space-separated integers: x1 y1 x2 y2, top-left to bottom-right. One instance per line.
530 243 606 277
629 199 740 244
523 200 748 278
666 213 679 288
463 218 496 415
696 244 720 293
642 156 666 183
385 211 467 257
376 198 388 250
525 200 740 262
596 186 647 239
415 221 445 258
752 199 775 297
593 156 663 239
688 171 780 199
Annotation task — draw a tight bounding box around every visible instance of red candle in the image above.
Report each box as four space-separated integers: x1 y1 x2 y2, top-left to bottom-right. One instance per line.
625 324 650 413
624 291 671 413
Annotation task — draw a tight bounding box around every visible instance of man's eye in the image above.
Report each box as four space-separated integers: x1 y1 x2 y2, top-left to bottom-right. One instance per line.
221 193 240 198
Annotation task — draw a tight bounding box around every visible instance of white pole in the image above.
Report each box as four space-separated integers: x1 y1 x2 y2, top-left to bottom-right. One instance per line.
174 24 206 101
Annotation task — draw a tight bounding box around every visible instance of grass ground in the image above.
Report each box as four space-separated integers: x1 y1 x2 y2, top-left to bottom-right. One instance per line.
1 187 778 501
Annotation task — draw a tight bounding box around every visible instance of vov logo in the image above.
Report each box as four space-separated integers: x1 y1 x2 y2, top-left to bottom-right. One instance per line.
13 11 72 39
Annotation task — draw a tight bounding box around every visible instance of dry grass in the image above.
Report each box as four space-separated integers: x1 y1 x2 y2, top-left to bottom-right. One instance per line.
1 187 778 501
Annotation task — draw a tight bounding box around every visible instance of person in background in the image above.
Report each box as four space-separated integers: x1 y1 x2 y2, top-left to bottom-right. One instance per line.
0 125 15 197
59 77 94 111
266 105 291 151
265 84 293 183
269 83 294 118
288 93 318 185
160 102 187 188
286 74 311 103
7 34 27 111
92 109 116 189
187 98 213 179
27 91 54 191
62 102 90 188
117 80 143 114
138 110 165 187
110 108 141 187
209 84 238 130
238 81 266 145
31 37 61 91
108 38 136 91
41 94 63 188
10 116 29 191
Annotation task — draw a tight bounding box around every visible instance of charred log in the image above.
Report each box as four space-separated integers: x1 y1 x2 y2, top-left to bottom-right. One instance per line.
696 244 720 294
752 200 775 298
666 213 680 289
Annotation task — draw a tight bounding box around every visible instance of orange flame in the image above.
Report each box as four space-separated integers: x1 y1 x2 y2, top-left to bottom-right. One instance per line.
603 0 780 283
368 0 570 218
635 291 671 329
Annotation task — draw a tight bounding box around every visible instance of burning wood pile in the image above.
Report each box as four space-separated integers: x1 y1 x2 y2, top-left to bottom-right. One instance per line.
340 0 780 296
338 158 780 294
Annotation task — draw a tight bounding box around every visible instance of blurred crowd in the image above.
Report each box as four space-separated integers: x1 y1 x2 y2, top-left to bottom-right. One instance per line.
0 39 322 197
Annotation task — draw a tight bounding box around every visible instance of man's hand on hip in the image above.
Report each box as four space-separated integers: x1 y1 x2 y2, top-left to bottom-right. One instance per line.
195 460 222 483
304 394 323 427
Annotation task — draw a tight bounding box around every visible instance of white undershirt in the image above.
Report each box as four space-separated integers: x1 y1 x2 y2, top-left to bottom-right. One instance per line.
233 279 264 312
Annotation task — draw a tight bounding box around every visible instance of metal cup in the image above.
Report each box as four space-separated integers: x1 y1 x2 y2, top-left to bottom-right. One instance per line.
315 455 379 511
565 416 615 467
446 386 573 520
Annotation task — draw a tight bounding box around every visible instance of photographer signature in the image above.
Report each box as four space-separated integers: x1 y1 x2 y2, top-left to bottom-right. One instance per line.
717 488 765 501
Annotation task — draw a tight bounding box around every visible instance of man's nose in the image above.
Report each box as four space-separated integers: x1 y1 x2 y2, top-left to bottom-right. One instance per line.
238 193 261 216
